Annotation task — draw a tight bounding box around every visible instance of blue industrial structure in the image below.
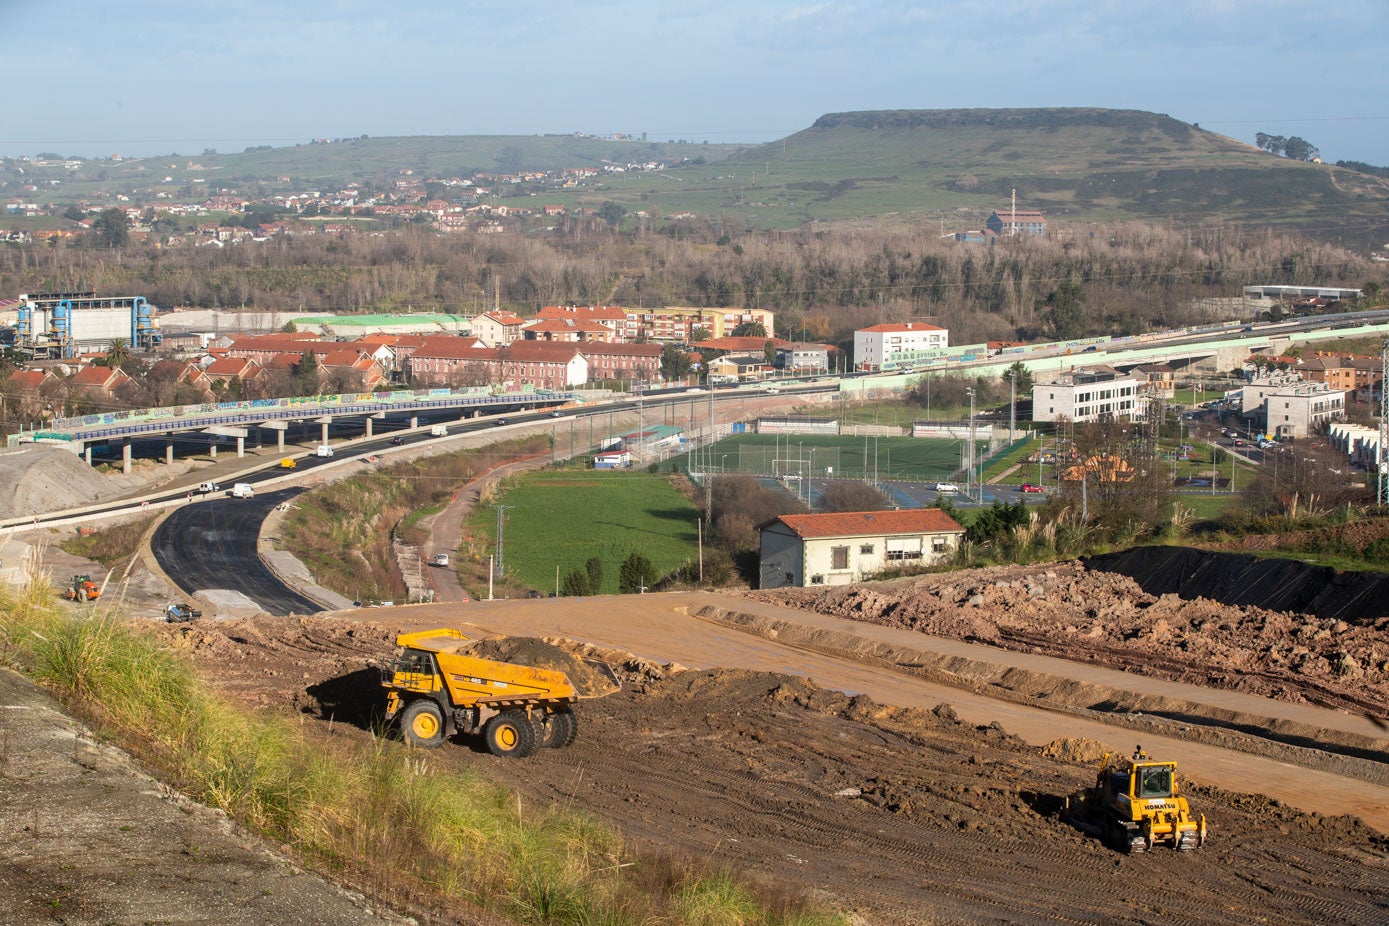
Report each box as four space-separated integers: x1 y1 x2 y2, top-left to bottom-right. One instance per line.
13 291 163 358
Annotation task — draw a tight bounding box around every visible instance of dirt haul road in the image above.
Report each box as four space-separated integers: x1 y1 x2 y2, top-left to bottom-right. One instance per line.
163 591 1389 926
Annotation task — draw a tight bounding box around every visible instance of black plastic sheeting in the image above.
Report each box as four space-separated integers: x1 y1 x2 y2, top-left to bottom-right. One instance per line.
1083 547 1389 624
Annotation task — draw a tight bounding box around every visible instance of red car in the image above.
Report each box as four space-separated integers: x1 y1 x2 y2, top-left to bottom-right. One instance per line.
1019 483 1045 493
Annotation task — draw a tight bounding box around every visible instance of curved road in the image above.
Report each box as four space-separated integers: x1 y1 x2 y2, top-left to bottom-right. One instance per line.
151 489 323 615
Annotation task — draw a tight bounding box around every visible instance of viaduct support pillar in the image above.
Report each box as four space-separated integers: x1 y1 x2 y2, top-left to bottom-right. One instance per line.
121 439 132 475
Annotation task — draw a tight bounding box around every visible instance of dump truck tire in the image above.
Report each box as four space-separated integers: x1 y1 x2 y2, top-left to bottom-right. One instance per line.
400 700 445 748
540 709 578 749
486 710 536 758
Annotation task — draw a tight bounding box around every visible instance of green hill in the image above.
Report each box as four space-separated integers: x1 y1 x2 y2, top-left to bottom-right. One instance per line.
573 108 1389 242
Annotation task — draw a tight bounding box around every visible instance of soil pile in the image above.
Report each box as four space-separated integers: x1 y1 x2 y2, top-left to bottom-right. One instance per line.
0 445 187 518
748 561 1389 715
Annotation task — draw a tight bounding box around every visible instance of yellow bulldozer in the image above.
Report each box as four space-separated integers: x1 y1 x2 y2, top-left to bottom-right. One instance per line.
381 627 581 758
1062 746 1207 853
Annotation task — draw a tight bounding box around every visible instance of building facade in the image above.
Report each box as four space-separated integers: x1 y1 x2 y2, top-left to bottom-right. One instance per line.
1032 367 1141 422
853 322 949 371
758 509 964 589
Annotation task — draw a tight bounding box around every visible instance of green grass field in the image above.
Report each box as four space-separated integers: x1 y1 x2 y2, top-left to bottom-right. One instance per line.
683 433 976 482
470 471 699 594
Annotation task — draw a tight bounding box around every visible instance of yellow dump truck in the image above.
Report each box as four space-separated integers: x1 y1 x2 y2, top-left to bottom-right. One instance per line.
381 627 580 758
1063 745 1207 853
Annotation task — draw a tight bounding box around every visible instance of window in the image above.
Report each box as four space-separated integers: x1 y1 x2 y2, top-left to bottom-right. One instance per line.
831 546 850 570
859 544 874 554
932 537 950 553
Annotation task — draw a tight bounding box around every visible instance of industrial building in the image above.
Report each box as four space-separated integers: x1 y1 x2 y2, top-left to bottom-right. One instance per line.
12 292 162 359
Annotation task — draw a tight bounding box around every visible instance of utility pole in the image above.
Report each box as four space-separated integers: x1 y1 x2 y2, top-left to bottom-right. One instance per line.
967 387 976 501
1380 338 1389 505
491 504 514 576
1007 369 1016 443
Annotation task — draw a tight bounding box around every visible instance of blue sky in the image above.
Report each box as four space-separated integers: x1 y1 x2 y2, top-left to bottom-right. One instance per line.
3 0 1386 163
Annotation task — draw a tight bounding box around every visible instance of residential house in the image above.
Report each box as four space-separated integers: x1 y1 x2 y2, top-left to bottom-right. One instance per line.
201 357 263 396
522 317 615 343
406 340 587 390
759 509 965 589
70 364 135 402
536 305 628 340
5 368 59 417
470 311 526 347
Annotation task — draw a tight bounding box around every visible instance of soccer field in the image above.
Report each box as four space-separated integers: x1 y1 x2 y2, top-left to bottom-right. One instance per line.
686 434 977 482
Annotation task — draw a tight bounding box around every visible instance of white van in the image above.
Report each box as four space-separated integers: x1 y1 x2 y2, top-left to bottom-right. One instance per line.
429 424 448 437
315 445 334 457
231 483 254 498
197 481 219 494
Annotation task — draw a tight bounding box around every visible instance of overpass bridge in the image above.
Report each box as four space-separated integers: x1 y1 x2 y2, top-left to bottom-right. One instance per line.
7 385 575 471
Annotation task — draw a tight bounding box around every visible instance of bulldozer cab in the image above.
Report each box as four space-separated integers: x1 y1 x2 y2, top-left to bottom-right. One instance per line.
1134 763 1175 799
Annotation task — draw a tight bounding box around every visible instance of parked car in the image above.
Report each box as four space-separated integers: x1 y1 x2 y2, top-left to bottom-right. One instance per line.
1019 483 1045 493
935 482 959 493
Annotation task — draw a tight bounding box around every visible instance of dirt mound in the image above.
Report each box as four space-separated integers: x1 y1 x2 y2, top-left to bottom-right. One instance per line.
1041 737 1114 764
468 635 620 697
0 445 188 518
747 561 1389 716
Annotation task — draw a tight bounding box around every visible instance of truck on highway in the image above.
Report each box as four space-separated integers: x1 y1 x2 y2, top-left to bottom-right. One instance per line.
429 424 448 436
231 483 254 498
315 445 334 457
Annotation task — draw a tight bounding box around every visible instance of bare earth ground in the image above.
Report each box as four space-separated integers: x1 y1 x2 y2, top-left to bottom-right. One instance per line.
136 593 1389 926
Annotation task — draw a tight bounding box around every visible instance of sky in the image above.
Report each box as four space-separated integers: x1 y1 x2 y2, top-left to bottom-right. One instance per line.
2 0 1386 164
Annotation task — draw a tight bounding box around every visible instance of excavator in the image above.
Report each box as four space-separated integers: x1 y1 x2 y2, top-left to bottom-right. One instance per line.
1062 745 1207 853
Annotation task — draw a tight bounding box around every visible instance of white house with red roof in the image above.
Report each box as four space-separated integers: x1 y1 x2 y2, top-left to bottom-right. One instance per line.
471 311 527 347
758 508 964 589
852 322 949 372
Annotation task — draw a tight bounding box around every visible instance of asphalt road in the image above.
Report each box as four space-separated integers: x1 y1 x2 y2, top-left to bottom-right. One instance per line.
151 488 323 615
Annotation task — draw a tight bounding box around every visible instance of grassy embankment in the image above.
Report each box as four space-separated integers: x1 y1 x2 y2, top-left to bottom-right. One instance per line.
279 437 550 603
466 470 700 595
0 578 843 926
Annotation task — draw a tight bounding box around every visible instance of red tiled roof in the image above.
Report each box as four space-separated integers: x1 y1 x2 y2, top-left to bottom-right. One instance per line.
523 317 612 333
480 311 526 326
578 342 663 358
769 509 963 540
204 357 261 378
538 304 628 321
8 369 51 389
72 365 130 387
694 336 793 351
858 322 945 333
